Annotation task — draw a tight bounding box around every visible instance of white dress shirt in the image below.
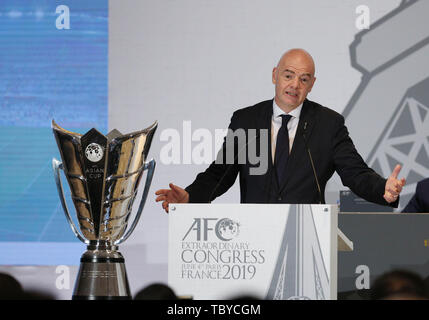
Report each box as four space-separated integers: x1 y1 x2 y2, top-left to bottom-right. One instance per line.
271 100 303 163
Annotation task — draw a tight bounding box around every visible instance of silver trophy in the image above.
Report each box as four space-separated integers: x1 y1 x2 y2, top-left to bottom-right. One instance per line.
51 120 157 300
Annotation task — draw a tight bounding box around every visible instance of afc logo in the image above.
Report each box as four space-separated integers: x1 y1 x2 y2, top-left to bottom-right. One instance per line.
182 218 240 242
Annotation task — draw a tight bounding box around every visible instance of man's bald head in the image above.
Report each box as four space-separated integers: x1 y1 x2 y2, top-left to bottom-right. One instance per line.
272 49 317 112
276 49 316 75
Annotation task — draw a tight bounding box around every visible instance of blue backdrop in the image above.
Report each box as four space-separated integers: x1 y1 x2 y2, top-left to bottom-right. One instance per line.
0 0 108 264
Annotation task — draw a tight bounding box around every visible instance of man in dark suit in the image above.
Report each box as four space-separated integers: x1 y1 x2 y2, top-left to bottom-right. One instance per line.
155 49 405 212
402 178 429 213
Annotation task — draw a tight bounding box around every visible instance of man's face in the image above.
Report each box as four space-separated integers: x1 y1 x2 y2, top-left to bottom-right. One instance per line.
272 52 316 111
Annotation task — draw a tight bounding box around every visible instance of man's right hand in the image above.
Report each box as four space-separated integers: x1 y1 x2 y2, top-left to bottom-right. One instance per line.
155 183 189 213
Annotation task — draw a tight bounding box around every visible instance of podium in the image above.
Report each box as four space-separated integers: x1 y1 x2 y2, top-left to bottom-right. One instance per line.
168 204 352 300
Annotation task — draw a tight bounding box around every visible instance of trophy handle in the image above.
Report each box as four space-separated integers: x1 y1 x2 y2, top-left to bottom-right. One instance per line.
114 158 156 245
52 158 89 244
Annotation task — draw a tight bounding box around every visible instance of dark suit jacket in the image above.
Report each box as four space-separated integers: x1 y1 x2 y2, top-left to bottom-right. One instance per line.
402 178 429 213
185 99 393 206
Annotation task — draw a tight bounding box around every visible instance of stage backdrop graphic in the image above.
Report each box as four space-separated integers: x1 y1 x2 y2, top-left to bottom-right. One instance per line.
343 0 429 210
109 0 410 296
0 0 108 264
3 0 429 299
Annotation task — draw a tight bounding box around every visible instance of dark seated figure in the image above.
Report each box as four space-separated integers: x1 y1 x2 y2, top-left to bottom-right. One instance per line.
0 273 54 300
134 283 178 300
370 270 428 300
402 178 429 213
0 273 24 300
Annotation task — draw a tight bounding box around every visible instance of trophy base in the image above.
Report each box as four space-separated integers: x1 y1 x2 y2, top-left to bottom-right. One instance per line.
72 242 131 300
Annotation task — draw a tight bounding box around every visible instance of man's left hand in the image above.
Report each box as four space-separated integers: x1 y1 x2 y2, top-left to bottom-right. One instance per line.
384 164 406 203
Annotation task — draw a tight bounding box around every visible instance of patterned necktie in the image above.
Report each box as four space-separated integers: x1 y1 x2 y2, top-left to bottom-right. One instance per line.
275 114 292 185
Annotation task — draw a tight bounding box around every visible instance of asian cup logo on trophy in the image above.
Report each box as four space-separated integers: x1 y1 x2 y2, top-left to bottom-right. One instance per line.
51 120 157 300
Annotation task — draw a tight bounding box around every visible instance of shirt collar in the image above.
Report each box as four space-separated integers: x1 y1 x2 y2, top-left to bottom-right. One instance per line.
272 99 303 120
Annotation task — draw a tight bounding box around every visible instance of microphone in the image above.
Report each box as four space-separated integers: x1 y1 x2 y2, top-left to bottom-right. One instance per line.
302 121 323 204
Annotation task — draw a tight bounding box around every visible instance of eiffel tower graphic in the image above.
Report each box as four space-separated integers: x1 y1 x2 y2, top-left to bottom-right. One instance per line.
343 0 429 210
312 249 326 300
367 78 429 209
266 205 330 300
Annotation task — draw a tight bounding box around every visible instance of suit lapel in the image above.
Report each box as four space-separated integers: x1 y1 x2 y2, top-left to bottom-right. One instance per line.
279 99 316 194
262 101 274 168
255 100 276 195
253 99 274 162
